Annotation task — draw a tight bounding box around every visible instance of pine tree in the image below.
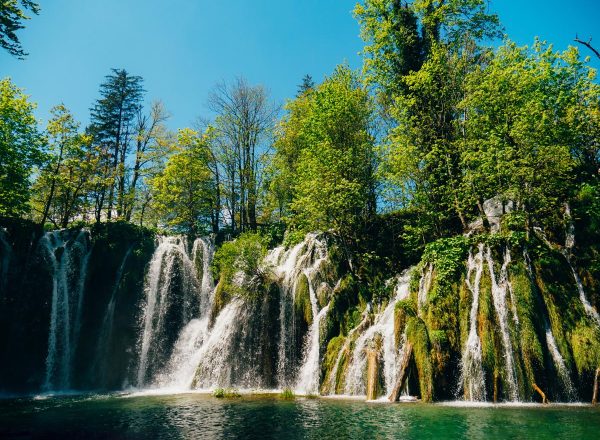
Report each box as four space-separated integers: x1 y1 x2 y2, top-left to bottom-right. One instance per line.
0 0 40 58
297 74 315 96
89 69 144 221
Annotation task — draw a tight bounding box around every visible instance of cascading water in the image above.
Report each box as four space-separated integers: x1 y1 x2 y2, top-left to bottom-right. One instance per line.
344 272 411 397
560 204 600 326
265 234 331 390
524 249 575 400
92 245 134 385
136 236 201 386
460 244 486 401
40 230 92 391
152 237 216 389
485 246 519 401
545 327 576 400
295 284 329 394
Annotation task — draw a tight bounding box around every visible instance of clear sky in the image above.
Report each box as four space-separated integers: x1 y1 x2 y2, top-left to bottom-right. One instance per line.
1 0 599 130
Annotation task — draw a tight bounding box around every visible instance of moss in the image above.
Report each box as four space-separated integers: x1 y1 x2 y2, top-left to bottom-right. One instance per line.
317 283 332 309
508 261 544 398
405 317 433 402
294 273 312 326
210 276 231 324
321 335 345 395
394 298 416 348
570 323 600 375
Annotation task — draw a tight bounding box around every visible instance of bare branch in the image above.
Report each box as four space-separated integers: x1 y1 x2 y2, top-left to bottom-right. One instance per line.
575 34 600 60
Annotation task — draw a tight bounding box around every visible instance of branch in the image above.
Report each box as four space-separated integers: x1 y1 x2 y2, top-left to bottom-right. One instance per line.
575 35 600 60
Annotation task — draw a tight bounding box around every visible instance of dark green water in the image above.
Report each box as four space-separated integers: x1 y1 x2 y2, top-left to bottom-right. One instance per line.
1 393 599 439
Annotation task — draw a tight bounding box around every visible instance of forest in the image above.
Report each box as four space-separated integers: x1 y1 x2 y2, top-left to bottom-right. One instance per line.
1 0 600 407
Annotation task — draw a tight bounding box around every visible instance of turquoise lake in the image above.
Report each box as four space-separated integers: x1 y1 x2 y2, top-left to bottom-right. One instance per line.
1 393 599 439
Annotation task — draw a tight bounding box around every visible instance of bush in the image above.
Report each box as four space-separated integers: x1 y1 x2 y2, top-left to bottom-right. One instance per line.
212 232 269 300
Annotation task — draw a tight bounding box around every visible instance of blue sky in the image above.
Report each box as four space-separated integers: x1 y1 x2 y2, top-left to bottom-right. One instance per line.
1 0 599 130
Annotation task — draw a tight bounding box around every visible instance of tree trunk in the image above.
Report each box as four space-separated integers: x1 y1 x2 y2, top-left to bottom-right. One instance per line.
532 383 549 404
389 342 413 402
593 368 600 405
366 348 380 401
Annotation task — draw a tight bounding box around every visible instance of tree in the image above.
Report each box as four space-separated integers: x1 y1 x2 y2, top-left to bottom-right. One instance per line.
124 101 170 222
275 66 377 241
297 74 315 96
149 129 215 235
0 77 43 217
89 69 144 222
460 41 600 230
0 0 39 58
354 0 423 102
31 105 97 227
209 78 278 232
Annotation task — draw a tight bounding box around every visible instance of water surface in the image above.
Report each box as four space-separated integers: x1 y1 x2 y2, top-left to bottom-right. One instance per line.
1 393 599 439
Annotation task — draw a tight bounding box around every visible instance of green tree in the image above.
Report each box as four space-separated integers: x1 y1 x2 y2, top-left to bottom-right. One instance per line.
460 41 600 230
274 66 377 242
0 78 43 217
0 0 40 58
149 128 215 235
31 105 97 227
89 69 144 221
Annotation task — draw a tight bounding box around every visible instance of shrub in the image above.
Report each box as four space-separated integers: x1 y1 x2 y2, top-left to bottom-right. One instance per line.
212 232 269 300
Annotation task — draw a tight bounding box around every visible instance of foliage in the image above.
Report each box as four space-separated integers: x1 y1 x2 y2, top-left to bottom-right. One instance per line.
212 232 269 300
30 105 97 227
422 235 469 285
0 78 44 217
0 0 40 58
89 68 145 222
149 129 214 235
460 41 599 230
273 65 377 242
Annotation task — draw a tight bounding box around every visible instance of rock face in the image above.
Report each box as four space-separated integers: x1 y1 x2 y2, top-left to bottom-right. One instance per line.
0 219 598 403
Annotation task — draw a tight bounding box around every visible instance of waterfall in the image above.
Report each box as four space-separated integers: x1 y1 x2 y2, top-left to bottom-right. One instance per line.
344 272 411 396
485 246 519 401
40 230 91 391
562 207 600 328
545 327 576 400
92 245 134 385
152 237 216 389
136 236 201 386
266 233 330 389
191 237 215 315
460 244 486 401
187 299 246 389
0 228 11 293
524 248 575 400
295 269 330 395
325 313 369 394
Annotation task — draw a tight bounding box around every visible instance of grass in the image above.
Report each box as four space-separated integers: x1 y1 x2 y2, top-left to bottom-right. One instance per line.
280 388 295 399
212 388 241 398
